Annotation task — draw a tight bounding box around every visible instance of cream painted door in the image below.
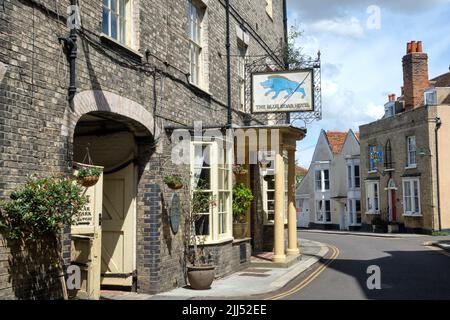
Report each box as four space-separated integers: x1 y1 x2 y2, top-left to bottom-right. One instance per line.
101 163 135 286
71 164 103 300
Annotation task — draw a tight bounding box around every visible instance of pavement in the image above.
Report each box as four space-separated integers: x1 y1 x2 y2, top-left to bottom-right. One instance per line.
299 228 428 238
426 240 450 252
100 238 328 300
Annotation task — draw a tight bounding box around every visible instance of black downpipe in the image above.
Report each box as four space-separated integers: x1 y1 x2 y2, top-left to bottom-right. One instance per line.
435 117 442 231
283 0 290 124
59 0 78 103
225 0 232 128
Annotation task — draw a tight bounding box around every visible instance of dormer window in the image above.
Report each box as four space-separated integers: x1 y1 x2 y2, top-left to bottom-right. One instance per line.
424 89 437 106
384 102 395 118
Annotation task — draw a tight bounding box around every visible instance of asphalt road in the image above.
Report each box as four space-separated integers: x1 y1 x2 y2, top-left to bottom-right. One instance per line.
280 232 450 300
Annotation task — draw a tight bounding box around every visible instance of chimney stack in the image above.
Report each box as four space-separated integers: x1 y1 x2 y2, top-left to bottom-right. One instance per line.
388 94 396 102
403 41 429 110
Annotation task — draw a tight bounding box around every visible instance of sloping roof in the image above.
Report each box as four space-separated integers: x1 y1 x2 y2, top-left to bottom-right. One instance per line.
354 132 360 141
431 72 450 88
296 166 308 176
325 131 348 154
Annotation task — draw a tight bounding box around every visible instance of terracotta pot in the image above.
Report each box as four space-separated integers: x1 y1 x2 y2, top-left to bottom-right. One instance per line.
77 176 99 187
233 222 248 239
187 265 215 290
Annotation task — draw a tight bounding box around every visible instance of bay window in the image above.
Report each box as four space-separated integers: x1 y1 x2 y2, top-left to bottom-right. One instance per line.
402 178 421 216
191 139 232 242
366 181 380 214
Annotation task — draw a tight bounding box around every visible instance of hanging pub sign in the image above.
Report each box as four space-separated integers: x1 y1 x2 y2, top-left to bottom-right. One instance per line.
252 69 314 113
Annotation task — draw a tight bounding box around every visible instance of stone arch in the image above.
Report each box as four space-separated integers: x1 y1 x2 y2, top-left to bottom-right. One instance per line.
61 90 161 139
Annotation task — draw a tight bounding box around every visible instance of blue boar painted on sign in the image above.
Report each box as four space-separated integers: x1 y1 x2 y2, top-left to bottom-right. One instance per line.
260 75 306 100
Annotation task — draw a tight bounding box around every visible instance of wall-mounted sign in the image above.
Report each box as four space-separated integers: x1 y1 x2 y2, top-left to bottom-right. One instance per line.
252 69 314 113
170 193 181 234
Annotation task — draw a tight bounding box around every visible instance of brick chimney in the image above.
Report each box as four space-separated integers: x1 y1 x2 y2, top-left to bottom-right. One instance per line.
402 41 429 110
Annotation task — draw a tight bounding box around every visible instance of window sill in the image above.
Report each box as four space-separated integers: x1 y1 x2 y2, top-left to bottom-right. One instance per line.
368 170 378 174
350 223 362 227
365 211 380 215
405 165 417 170
200 237 234 246
99 33 143 60
402 213 423 217
189 81 211 97
314 221 333 224
384 168 395 172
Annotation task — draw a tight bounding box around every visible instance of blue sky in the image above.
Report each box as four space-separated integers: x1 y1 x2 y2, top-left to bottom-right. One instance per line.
287 0 450 168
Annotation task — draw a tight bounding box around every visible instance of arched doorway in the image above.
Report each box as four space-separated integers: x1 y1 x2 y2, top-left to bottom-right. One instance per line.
66 91 158 298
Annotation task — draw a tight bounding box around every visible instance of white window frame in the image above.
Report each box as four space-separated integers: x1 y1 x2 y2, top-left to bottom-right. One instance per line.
406 136 417 168
347 160 360 190
262 154 288 226
402 178 421 216
316 199 331 223
315 168 330 192
347 198 362 226
102 0 132 47
188 0 204 88
190 139 233 243
365 181 380 214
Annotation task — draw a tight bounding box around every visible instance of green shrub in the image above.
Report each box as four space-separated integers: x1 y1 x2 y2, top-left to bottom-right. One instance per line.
0 175 88 241
232 183 253 223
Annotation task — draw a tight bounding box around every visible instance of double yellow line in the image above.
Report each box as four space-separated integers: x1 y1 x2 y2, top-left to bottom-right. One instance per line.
265 245 340 300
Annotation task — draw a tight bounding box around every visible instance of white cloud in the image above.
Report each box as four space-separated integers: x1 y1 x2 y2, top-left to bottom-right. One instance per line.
309 18 365 38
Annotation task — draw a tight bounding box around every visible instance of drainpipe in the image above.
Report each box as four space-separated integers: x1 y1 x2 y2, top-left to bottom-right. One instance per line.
59 0 78 103
225 0 232 128
283 0 290 124
435 116 442 231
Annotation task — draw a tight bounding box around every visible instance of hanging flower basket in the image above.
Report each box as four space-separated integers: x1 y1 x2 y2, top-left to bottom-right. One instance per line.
76 166 102 188
164 175 184 190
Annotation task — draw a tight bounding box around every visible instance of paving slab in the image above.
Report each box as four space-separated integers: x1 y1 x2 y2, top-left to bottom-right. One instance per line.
100 238 328 300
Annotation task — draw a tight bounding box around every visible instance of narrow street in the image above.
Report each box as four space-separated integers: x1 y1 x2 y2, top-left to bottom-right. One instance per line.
265 232 450 300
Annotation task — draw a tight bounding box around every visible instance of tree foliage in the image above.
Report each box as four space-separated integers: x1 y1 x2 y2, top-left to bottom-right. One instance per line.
0 175 88 241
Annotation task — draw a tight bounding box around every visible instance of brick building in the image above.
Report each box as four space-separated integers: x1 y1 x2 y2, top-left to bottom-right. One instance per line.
0 0 303 299
359 41 450 234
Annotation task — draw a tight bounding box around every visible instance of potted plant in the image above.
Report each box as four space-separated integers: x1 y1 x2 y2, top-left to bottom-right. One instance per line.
371 216 387 233
184 179 216 290
232 164 248 175
163 175 184 190
76 166 102 187
232 183 254 239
